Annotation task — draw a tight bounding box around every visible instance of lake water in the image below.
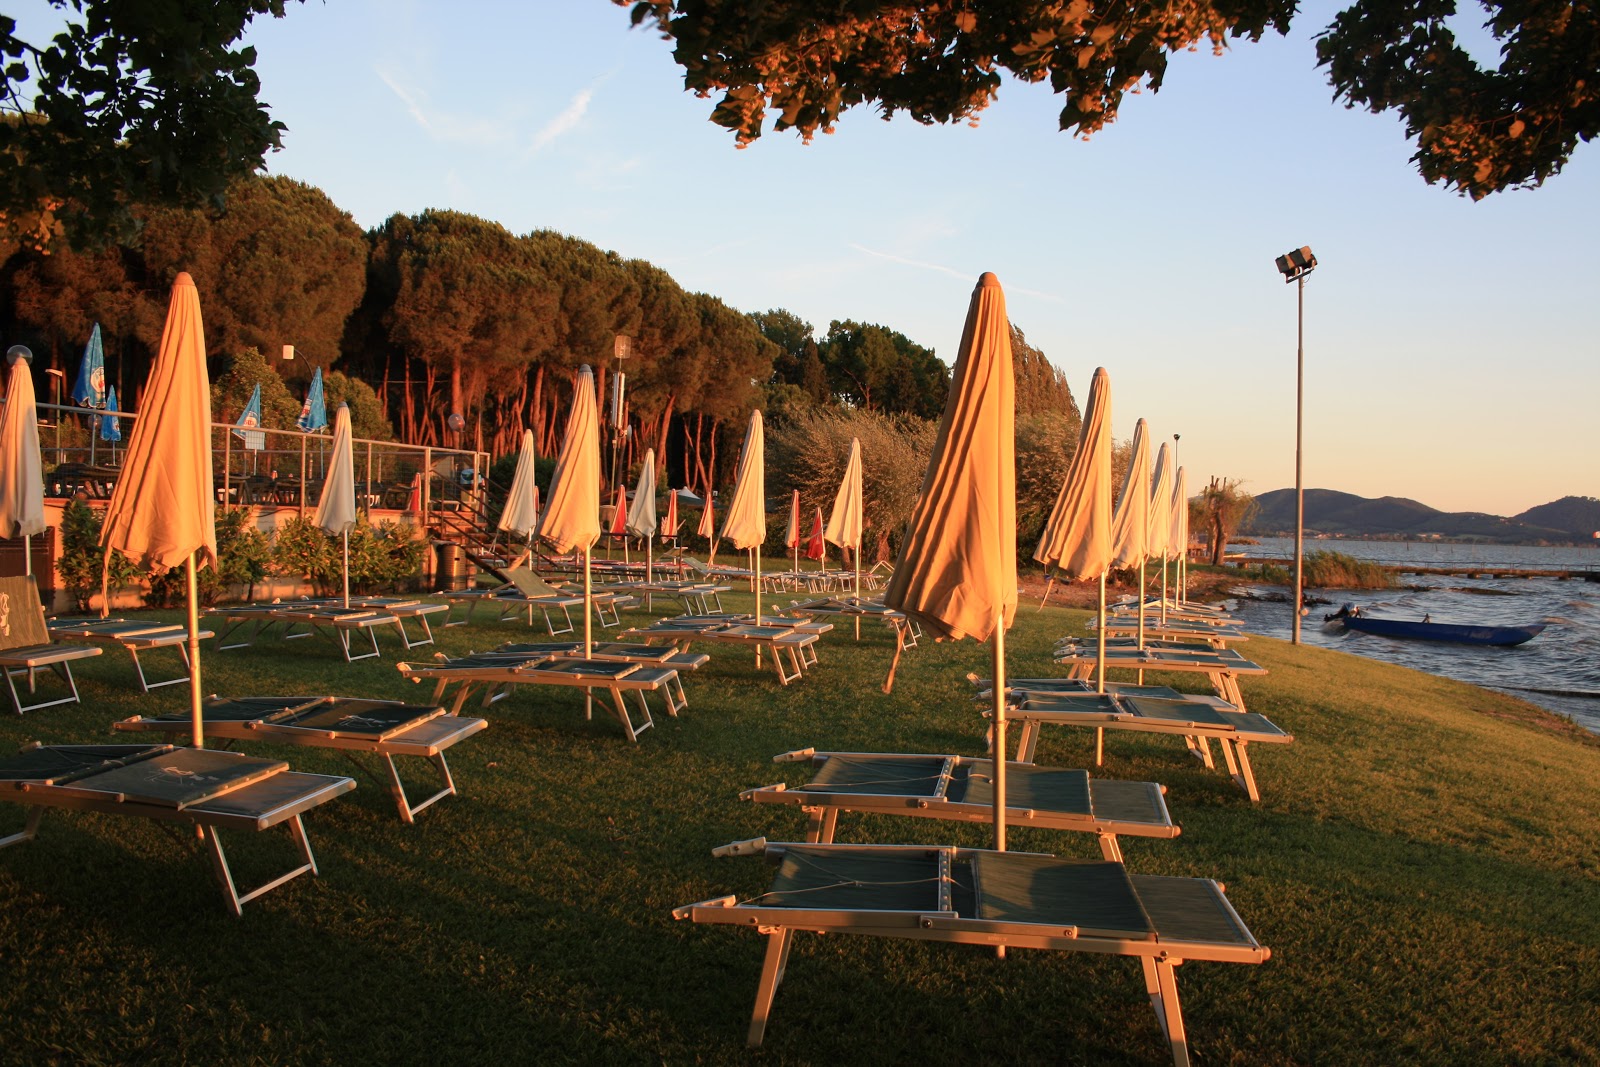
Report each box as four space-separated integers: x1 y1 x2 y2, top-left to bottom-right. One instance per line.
1218 538 1600 735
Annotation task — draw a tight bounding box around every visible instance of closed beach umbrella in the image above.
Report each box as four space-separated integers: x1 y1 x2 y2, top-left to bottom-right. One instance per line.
314 403 357 607
1149 442 1175 622
784 490 801 572
0 351 46 574
806 507 826 563
627 448 659 580
663 487 679 539
1032 368 1113 690
825 437 864 599
296 366 327 433
100 386 122 448
498 429 541 538
537 365 601 658
1110 418 1153 648
72 323 107 408
721 409 767 611
1170 466 1189 603
100 273 216 748
883 271 1015 850
696 488 716 558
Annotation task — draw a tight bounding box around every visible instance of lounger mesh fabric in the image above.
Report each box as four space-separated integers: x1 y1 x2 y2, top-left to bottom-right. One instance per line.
956 763 1092 813
807 755 951 796
0 744 166 783
1130 875 1256 945
54 749 288 808
766 847 944 912
971 853 1154 937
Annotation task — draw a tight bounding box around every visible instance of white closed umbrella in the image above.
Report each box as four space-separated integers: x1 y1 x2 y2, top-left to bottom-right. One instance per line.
720 409 767 616
0 351 46 575
627 448 659 582
101 273 216 748
314 403 357 607
1110 419 1152 647
1149 442 1175 625
825 437 864 606
499 429 542 540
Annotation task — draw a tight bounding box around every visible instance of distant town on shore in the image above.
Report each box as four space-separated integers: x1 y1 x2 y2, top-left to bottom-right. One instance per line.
1244 490 1600 545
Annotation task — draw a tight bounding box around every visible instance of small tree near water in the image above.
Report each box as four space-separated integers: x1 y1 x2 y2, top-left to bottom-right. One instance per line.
1197 477 1257 565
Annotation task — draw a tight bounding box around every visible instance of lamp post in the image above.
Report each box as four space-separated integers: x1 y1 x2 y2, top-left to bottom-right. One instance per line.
1275 245 1317 644
42 364 65 464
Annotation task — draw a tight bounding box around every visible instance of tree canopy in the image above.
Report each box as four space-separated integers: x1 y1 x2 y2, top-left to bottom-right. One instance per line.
623 0 1597 198
1 1 299 248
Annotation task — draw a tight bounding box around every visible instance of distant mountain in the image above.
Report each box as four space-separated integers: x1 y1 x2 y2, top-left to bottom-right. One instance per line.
1514 496 1600 540
1244 489 1583 543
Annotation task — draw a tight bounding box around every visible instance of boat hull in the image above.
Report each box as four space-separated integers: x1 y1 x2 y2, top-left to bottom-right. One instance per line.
1338 615 1545 647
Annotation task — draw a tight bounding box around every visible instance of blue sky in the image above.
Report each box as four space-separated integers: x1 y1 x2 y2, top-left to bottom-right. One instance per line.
19 1 1600 516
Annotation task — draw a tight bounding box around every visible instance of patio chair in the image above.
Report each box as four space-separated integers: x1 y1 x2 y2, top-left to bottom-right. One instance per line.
0 742 353 916
115 696 487 824
675 841 1269 1065
0 577 102 714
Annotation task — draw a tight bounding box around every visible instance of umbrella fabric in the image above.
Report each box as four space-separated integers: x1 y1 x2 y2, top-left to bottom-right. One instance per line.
883 273 1015 643
99 386 122 443
626 449 658 537
232 383 264 451
101 273 217 576
72 323 107 408
497 429 541 537
696 491 715 542
806 507 825 561
1148 442 1175 562
1109 418 1151 569
314 404 357 536
662 487 679 538
784 490 801 548
0 355 45 539
824 437 864 555
296 367 327 433
1032 368 1113 580
609 484 628 537
99 273 215 747
1169 466 1188 561
720 409 766 550
536 366 601 556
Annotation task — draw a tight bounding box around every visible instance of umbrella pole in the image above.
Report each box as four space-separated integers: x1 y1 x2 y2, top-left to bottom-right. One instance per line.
1137 560 1147 685
187 553 203 749
1160 558 1169 625
1096 573 1107 767
22 534 29 578
1037 575 1054 612
584 545 593 721
992 612 1007 854
854 546 861 640
342 529 350 608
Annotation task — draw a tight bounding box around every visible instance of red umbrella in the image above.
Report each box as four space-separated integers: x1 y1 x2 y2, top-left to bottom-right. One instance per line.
663 488 679 538
805 506 826 562
609 484 627 536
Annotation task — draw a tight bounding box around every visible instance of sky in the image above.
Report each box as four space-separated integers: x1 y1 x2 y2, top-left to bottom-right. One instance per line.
17 1 1600 516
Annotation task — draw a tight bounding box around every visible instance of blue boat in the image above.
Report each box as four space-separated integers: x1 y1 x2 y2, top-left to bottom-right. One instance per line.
1325 605 1544 647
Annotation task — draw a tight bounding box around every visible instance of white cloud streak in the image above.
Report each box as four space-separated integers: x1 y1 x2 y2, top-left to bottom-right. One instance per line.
527 89 594 156
850 244 1063 302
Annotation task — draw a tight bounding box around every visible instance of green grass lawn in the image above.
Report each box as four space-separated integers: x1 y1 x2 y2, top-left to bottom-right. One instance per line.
2 588 1597 1065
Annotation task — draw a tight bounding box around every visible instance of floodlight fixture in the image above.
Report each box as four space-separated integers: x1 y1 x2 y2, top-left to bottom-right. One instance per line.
1275 246 1317 283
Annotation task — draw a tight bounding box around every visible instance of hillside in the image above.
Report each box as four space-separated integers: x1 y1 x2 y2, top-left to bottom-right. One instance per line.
1515 495 1600 540
1245 488 1581 542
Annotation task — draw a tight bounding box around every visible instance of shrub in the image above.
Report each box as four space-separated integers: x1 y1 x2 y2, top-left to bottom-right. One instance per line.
271 515 424 596
55 501 141 612
1303 549 1394 589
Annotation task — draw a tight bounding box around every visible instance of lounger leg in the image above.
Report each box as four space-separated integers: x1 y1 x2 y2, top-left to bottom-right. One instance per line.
748 928 794 1048
663 673 687 716
382 752 458 823
201 819 320 918
0 807 44 848
1230 740 1261 802
1142 956 1190 1067
1095 726 1105 767
1096 831 1124 863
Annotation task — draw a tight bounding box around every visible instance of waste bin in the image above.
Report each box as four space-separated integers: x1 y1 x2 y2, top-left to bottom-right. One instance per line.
434 541 461 590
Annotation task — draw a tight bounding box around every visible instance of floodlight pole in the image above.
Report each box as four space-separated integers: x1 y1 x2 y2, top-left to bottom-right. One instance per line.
1276 246 1316 645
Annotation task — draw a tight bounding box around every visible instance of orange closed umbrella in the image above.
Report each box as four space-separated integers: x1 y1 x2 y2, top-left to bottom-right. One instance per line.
720 408 767 611
825 436 864 600
883 271 1015 850
784 490 801 573
537 365 601 659
100 272 216 748
805 507 825 562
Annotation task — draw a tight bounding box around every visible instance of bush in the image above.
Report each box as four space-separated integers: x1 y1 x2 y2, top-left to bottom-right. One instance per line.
271 515 424 596
1303 549 1394 589
55 501 141 612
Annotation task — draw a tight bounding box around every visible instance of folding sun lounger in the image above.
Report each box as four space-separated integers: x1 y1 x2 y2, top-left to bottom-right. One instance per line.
1091 616 1249 649
620 619 822 685
0 742 353 915
740 748 1178 862
46 617 214 692
396 654 684 742
1051 643 1267 711
675 841 1270 1066
0 577 102 713
115 696 487 823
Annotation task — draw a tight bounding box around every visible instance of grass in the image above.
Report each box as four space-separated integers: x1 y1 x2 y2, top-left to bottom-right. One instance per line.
2 586 1598 1065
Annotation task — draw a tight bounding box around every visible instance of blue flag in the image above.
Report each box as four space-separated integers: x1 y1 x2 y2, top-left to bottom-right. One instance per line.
296 367 327 433
233 383 265 451
73 322 107 408
99 386 122 442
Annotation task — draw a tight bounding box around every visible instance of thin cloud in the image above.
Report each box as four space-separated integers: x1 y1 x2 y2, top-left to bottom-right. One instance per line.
527 89 594 156
850 243 1063 303
376 68 511 147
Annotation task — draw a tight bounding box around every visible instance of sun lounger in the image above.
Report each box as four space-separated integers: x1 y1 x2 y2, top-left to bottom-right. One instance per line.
0 577 102 713
619 619 821 685
0 742 353 915
599 579 729 615
270 605 404 662
743 749 1177 861
1051 644 1266 710
46 617 213 692
1091 617 1249 648
114 696 486 824
396 656 683 741
438 567 636 631
789 596 922 647
675 841 1269 1064
998 691 1293 802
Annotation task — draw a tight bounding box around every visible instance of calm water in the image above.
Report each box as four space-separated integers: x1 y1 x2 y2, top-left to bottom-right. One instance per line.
1222 538 1600 735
